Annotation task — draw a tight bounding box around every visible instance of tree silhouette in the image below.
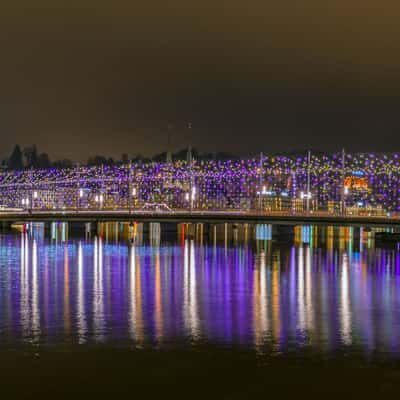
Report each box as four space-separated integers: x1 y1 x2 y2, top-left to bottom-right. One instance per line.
8 145 24 170
23 145 39 168
52 159 73 169
37 153 51 169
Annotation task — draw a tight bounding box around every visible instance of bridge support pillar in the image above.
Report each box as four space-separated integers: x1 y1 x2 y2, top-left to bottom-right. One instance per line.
149 222 161 246
0 221 12 231
209 223 217 246
352 226 361 251
84 222 95 239
195 223 204 244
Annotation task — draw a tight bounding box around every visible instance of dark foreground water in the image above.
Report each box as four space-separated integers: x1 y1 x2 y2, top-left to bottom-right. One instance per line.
2 226 400 397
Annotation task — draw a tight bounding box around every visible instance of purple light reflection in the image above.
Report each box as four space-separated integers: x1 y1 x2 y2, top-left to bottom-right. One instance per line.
0 231 400 358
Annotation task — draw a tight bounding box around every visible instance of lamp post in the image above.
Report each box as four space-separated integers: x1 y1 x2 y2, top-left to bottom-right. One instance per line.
186 122 194 213
29 168 34 214
188 146 193 213
341 148 346 216
290 167 297 214
76 163 80 211
258 152 263 213
191 186 196 211
128 162 132 214
79 188 83 210
306 150 311 213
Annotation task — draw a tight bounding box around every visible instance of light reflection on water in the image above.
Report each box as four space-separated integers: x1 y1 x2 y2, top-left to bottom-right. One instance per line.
1 227 400 358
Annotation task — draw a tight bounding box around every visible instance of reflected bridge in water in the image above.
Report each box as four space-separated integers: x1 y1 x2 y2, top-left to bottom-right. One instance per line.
1 222 400 358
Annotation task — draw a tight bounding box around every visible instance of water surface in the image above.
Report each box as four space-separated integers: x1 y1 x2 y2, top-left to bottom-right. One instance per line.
1 226 400 360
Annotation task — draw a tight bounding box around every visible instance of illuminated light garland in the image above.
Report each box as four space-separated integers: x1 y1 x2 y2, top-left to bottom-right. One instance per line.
0 152 399 212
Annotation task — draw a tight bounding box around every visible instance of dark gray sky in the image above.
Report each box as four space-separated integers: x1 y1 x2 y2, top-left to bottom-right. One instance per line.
1 1 400 161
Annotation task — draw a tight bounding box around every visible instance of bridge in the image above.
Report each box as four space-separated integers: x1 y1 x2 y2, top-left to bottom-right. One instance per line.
1 153 400 222
1 209 400 227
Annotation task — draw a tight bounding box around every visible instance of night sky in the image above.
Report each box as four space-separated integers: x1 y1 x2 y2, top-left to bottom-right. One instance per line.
1 1 400 161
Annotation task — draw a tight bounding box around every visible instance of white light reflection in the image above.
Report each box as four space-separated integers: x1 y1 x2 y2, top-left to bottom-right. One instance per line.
305 246 314 332
63 245 71 336
31 239 40 343
183 240 199 340
128 244 143 345
93 237 105 341
253 250 268 351
340 252 352 345
129 245 136 340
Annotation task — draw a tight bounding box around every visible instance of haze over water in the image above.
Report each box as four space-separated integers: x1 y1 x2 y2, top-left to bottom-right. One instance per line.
1 224 400 359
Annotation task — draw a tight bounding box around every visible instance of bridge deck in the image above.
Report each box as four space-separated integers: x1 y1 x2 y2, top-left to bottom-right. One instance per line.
0 210 399 226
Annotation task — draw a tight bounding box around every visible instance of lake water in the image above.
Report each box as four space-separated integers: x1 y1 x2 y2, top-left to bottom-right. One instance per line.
1 224 400 360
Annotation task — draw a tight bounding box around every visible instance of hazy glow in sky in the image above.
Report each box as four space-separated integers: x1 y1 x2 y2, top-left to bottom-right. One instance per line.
1 1 400 160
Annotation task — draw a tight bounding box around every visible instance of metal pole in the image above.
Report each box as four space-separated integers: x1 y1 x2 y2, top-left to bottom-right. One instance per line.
166 124 172 164
188 146 193 213
341 148 346 216
291 163 297 214
258 152 263 212
76 163 80 211
29 167 33 214
187 123 193 213
101 164 104 210
306 150 311 213
128 162 132 214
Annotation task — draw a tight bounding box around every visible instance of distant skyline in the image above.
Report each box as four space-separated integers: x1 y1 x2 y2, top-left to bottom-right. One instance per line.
1 1 400 161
